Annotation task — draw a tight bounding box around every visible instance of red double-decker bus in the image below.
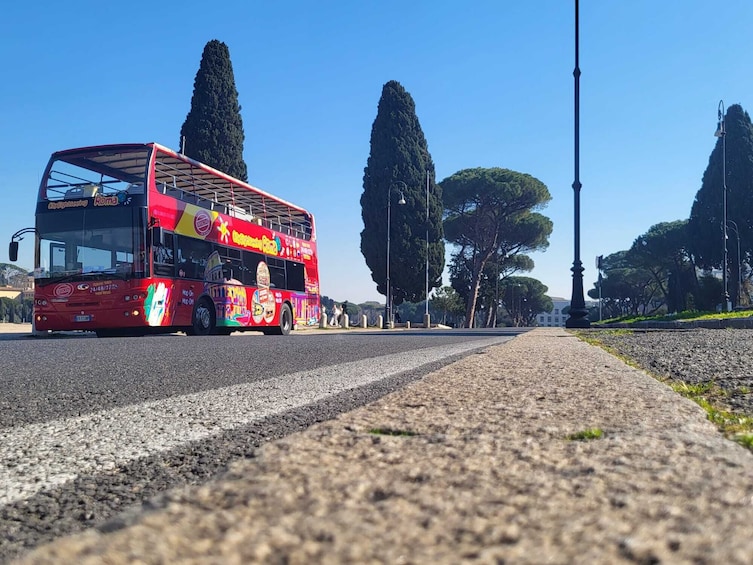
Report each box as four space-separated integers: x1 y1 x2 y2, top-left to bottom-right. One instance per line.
9 143 320 337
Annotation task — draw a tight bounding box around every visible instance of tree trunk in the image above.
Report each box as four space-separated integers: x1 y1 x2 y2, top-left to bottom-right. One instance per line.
464 249 495 328
483 299 494 328
464 267 483 328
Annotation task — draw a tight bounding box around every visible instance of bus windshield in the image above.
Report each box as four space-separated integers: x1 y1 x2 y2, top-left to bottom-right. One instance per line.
35 208 145 285
42 147 148 202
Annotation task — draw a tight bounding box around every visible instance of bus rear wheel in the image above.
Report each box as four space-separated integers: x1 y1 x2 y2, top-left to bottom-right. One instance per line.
268 303 293 336
189 298 215 336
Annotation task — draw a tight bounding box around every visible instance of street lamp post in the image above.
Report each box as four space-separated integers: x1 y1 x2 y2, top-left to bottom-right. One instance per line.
715 100 731 312
727 219 741 307
596 255 603 321
425 171 430 325
566 0 590 328
384 181 406 329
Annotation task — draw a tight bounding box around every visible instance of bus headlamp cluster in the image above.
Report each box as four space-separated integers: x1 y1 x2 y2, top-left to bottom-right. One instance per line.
35 299 48 306
124 310 140 317
124 293 146 302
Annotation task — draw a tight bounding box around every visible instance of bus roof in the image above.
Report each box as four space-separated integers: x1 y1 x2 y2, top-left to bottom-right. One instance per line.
51 142 314 236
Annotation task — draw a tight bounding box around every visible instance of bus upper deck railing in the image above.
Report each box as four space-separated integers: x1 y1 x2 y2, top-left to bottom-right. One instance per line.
39 143 314 242
154 160 312 242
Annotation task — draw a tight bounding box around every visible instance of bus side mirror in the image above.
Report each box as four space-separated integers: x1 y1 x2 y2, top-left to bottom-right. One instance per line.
9 227 36 262
8 241 18 262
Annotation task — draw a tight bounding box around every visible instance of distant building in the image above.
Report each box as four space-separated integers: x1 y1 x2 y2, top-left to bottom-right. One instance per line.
0 275 34 301
536 296 598 327
0 287 23 300
537 296 570 327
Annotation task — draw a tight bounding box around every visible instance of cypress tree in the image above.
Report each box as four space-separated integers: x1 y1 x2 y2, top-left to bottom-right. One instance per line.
688 103 753 305
179 39 248 182
360 80 444 305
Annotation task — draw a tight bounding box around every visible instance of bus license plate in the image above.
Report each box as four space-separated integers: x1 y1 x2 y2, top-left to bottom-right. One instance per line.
74 315 91 322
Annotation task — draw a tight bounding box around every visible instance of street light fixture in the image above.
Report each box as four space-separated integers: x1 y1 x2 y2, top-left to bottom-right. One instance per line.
715 100 730 312
566 0 590 328
385 181 406 329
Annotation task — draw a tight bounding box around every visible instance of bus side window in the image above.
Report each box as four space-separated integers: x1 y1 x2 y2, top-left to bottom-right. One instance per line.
176 236 212 280
153 233 174 277
286 261 305 292
222 257 243 283
267 257 286 290
242 251 263 286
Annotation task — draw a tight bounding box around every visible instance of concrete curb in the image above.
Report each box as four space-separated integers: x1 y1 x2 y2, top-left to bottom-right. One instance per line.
597 317 753 330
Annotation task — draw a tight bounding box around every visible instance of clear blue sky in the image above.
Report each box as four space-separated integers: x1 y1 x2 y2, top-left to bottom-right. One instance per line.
2 1 752 303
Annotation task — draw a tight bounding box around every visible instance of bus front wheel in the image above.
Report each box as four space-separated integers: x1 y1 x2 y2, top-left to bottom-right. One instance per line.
268 303 293 336
189 298 215 336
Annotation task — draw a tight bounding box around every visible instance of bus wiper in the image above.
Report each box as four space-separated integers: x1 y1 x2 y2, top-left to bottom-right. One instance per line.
36 270 128 286
35 272 81 286
81 269 127 280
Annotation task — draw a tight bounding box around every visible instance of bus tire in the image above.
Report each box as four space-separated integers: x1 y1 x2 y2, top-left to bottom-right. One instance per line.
269 303 293 336
189 297 215 336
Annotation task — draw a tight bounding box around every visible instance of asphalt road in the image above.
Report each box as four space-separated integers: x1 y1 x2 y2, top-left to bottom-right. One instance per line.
0 328 525 563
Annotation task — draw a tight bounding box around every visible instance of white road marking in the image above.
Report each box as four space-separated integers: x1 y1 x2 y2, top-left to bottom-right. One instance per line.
0 337 508 505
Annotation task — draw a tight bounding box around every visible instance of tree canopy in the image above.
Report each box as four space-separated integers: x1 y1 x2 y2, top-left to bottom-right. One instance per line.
587 251 662 318
441 167 552 327
0 263 29 287
449 251 535 327
429 286 465 326
179 39 248 182
501 276 553 327
628 220 694 312
360 80 444 306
